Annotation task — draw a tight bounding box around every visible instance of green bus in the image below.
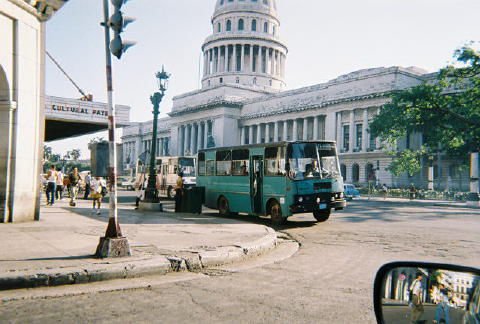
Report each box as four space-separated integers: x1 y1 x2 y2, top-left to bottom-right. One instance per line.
197 140 345 224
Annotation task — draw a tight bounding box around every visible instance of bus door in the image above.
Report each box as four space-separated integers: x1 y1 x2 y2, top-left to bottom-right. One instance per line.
250 156 263 214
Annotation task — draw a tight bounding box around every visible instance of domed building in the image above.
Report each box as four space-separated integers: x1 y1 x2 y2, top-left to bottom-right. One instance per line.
202 0 287 91
121 0 468 190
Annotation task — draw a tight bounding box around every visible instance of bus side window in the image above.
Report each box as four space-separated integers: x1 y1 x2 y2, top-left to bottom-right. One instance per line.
232 149 249 176
216 150 232 176
265 146 286 176
198 152 206 176
206 160 215 175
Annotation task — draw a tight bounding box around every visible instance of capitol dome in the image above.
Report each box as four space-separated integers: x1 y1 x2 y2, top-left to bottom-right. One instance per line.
201 0 287 92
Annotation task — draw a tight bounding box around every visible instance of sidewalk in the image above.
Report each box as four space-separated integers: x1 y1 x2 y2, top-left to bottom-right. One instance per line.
0 196 277 291
357 196 478 209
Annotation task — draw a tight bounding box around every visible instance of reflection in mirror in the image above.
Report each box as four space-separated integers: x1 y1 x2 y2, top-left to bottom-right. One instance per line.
379 267 480 324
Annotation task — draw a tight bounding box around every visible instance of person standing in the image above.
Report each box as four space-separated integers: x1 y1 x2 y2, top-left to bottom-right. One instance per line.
433 283 450 324
55 167 64 200
90 177 105 215
174 172 184 212
409 184 416 200
68 167 80 206
45 165 57 206
409 271 425 324
83 172 91 199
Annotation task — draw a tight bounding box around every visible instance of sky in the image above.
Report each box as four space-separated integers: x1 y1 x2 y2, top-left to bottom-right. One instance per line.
45 0 480 159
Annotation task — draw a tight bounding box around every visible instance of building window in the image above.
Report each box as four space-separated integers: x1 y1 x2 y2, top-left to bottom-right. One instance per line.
355 124 362 150
226 20 232 31
369 135 376 150
272 26 276 35
251 19 257 31
340 164 347 181
343 125 350 151
238 19 244 31
253 77 257 84
352 164 360 183
236 77 240 83
264 22 268 33
217 23 221 32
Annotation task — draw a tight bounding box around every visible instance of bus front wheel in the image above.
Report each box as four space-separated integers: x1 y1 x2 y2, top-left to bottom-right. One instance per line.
270 200 287 225
218 196 231 217
313 209 330 222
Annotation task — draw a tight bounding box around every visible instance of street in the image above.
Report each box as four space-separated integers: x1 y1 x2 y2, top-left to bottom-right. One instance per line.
1 199 479 324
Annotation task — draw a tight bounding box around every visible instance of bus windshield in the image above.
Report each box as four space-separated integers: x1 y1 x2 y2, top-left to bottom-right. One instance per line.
287 143 340 180
179 157 195 177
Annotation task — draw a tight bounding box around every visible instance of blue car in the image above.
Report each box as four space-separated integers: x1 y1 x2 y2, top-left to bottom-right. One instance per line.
344 184 360 201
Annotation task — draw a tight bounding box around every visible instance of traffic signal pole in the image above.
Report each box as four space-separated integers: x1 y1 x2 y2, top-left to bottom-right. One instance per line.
95 0 131 258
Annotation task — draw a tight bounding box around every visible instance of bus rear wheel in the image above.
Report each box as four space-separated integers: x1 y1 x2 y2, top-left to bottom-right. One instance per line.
313 209 330 222
270 200 287 225
218 196 231 217
167 186 176 199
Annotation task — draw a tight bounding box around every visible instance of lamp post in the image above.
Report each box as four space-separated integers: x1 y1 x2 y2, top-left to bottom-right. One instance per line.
142 67 170 206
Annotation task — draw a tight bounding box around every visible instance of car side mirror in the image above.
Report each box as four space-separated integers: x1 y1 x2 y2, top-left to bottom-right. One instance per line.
373 261 480 324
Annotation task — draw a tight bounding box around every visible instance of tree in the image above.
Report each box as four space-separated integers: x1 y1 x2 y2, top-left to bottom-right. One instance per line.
43 145 52 161
69 149 81 161
370 45 480 176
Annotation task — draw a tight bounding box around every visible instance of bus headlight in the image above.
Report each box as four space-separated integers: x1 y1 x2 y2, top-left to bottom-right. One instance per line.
331 197 335 202
340 192 344 198
298 196 303 203
316 197 320 203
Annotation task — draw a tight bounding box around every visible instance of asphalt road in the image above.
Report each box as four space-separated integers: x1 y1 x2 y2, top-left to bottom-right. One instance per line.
1 199 479 324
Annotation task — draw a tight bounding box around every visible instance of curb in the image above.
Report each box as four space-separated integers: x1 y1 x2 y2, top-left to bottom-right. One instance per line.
0 227 277 291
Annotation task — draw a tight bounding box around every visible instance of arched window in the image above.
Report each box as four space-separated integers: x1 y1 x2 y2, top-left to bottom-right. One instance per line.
238 19 244 31
272 26 276 35
352 164 360 183
251 19 257 31
365 163 375 182
263 22 268 33
340 164 347 181
217 23 221 32
226 20 232 31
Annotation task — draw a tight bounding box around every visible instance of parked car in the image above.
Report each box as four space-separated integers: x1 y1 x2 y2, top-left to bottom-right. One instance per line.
344 184 360 201
117 176 136 191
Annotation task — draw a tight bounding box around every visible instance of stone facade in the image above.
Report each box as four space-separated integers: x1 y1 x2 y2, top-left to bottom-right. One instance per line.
1 0 67 222
121 0 468 191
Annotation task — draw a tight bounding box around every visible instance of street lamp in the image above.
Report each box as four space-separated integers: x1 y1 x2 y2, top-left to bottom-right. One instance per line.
143 66 170 205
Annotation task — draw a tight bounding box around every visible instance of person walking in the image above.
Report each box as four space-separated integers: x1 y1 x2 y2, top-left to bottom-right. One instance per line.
55 167 64 200
409 271 425 324
409 184 416 200
381 183 388 200
174 172 184 212
90 177 105 215
45 165 57 206
433 283 450 324
83 172 91 199
68 167 80 206
135 173 147 208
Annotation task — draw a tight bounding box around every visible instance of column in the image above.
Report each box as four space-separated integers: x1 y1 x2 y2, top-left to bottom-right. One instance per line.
248 125 253 144
177 126 182 156
233 44 237 72
198 123 203 151
224 45 229 72
292 119 298 141
203 122 208 148
203 52 208 76
256 124 262 144
240 44 245 72
303 118 308 140
240 127 246 145
336 112 342 149
259 46 263 73
249 44 253 72
313 116 319 140
273 121 279 142
283 120 288 141
190 123 196 155
214 48 218 73
265 48 270 74
265 123 270 143
349 110 355 152
208 49 212 75
362 109 368 152
185 125 191 155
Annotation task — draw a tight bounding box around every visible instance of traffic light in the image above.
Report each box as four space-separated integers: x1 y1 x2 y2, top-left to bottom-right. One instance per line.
108 0 136 59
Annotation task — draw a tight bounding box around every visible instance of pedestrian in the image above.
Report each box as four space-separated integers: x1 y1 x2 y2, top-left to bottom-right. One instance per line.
381 183 388 200
68 167 80 206
433 283 450 324
55 167 64 200
45 165 57 206
135 173 147 208
174 171 184 212
90 177 105 215
409 271 425 324
83 172 91 199
409 184 416 200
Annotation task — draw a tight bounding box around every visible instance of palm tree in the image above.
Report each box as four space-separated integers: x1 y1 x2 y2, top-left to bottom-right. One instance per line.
70 149 81 161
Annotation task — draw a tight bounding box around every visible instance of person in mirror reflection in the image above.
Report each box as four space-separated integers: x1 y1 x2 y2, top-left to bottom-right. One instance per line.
409 271 425 324
433 283 450 324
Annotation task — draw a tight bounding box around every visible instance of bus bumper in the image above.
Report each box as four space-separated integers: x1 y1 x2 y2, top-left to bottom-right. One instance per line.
290 199 346 214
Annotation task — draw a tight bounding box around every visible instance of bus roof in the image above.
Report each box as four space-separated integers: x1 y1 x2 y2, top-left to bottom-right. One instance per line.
198 140 337 153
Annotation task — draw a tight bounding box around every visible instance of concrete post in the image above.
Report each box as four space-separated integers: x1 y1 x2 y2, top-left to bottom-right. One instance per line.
428 166 434 190
467 152 480 207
